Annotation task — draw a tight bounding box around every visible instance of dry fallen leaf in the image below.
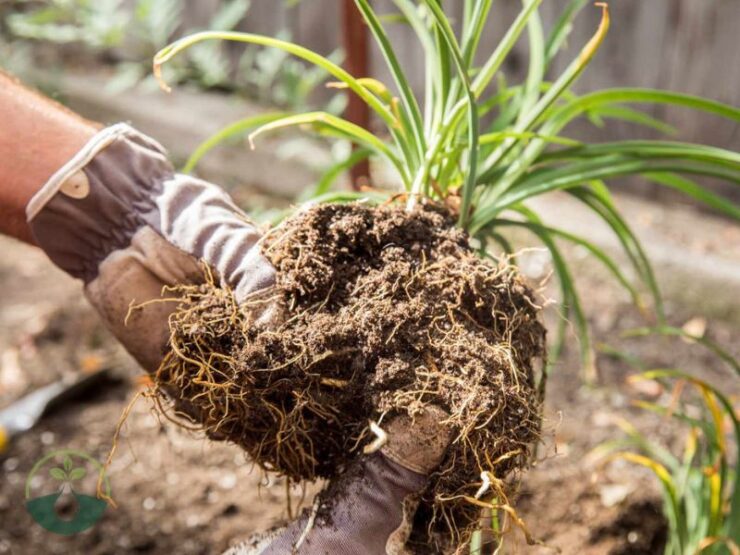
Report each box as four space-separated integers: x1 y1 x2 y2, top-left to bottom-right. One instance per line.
80 353 105 374
627 377 663 398
135 375 155 389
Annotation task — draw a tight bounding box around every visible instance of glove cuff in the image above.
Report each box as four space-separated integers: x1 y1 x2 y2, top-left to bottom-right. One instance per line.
26 123 167 220
26 123 174 282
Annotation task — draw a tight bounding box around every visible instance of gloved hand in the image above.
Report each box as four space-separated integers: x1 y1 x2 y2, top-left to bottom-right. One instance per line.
26 123 275 371
225 407 453 555
28 124 453 555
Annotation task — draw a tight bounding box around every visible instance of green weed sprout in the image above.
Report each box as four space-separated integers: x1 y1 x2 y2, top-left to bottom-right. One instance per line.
594 363 739 554
595 327 739 554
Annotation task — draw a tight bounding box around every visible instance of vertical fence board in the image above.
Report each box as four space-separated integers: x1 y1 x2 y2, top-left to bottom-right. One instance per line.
294 0 339 55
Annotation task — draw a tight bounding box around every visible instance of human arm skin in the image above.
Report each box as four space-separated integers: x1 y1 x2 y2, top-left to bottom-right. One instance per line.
0 70 99 244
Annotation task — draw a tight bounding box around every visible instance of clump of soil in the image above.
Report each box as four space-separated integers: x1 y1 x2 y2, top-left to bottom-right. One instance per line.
155 202 546 550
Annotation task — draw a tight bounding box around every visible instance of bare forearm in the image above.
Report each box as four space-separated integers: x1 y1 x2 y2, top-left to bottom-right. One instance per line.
0 71 99 244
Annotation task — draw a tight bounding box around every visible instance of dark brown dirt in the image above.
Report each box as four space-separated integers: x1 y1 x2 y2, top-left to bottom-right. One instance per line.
154 202 546 550
2 204 738 554
590 499 667 554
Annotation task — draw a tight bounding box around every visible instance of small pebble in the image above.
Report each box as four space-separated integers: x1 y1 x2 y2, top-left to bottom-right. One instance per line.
598 483 632 508
3 458 18 472
142 497 156 511
218 472 237 490
40 431 55 445
591 411 613 428
609 392 626 408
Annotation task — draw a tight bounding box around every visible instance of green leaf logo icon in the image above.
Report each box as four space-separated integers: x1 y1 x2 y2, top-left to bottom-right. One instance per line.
26 449 112 536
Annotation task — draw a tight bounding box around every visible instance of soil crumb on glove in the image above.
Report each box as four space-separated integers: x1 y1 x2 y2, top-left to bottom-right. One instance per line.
155 202 546 551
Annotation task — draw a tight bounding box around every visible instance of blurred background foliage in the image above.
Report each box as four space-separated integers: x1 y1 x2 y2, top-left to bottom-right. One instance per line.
0 0 346 112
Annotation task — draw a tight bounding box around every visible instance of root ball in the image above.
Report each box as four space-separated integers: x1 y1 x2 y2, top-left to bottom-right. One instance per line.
156 202 546 551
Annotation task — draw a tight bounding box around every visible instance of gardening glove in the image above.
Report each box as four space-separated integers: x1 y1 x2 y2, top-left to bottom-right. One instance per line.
224 407 453 555
26 123 275 372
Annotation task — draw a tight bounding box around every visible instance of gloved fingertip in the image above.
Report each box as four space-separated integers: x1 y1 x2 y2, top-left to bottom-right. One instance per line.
381 406 453 476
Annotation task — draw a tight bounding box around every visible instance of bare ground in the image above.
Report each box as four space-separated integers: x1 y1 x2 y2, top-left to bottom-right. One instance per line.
0 205 737 554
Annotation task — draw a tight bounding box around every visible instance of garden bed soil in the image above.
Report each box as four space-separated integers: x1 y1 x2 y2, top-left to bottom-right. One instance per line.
0 201 737 553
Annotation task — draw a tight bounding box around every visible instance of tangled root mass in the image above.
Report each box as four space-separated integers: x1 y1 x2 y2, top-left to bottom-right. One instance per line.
156 202 546 549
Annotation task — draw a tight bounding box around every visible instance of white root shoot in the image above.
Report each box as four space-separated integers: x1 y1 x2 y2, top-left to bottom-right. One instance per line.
293 496 320 553
474 471 491 499
363 420 388 454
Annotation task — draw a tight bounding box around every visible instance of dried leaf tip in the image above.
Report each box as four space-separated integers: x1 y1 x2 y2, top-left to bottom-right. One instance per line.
152 62 172 94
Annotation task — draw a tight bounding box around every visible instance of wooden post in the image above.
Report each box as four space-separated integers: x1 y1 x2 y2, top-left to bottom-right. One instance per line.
341 0 371 189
